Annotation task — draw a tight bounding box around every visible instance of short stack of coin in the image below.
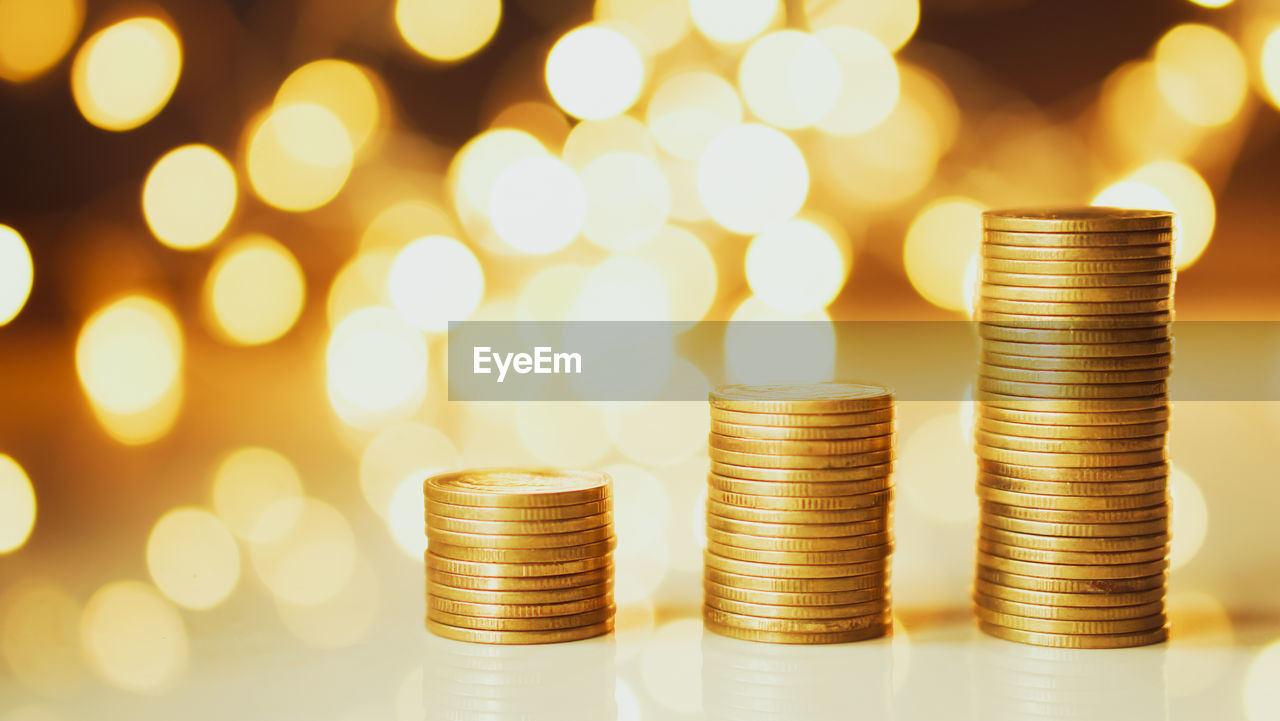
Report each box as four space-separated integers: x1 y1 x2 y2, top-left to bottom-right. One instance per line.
974 207 1174 649
704 383 895 644
424 469 616 644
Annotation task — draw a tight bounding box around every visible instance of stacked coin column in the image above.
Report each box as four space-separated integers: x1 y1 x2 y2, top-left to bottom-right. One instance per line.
703 383 896 644
974 208 1174 649
424 469 616 644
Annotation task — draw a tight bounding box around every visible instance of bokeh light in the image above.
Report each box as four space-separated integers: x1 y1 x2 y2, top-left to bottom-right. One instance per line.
1169 464 1208 571
275 559 379 648
595 0 690 53
388 476 429 557
1245 639 1280 721
141 145 237 251
1153 24 1247 128
361 200 459 254
646 71 741 159
0 0 83 82
815 27 899 135
898 407 977 523
1092 160 1215 269
246 103 354 212
746 218 849 313
204 234 306 345
689 0 778 45
449 128 546 237
546 25 645 120
488 155 586 254
0 581 83 695
807 0 920 52
516 404 612 467
70 17 181 131
562 114 656 170
1187 0 1231 6
249 497 356 605
146 508 240 610
630 225 717 322
697 123 808 234
580 152 670 250
0 224 34 325
326 307 427 426
276 60 383 152
388 235 484 331
212 447 303 543
0 453 35 553
360 421 458 520
1263 28 1280 111
903 197 985 312
739 30 841 130
327 250 396 328
80 581 188 693
395 0 502 62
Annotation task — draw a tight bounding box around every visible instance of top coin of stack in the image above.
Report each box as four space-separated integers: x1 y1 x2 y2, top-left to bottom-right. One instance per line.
974 207 1173 649
424 469 616 644
704 383 896 644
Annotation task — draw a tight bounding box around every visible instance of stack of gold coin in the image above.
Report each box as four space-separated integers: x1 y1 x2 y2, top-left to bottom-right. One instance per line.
424 469 616 644
704 383 896 644
974 208 1173 649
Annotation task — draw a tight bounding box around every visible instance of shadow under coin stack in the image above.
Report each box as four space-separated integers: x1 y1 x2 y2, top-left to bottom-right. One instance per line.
974 207 1174 649
424 469 616 644
704 383 896 644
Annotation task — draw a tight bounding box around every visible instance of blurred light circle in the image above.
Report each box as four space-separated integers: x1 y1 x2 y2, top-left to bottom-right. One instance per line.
247 103 354 212
450 128 546 226
903 197 985 312
389 476 429 558
326 307 427 416
562 115 656 171
146 508 240 610
739 30 841 130
697 123 808 234
746 219 848 313
631 225 717 323
594 0 690 53
489 155 585 254
581 152 671 250
0 224 34 326
0 581 83 695
1264 28 1280 111
0 0 83 82
395 0 501 62
0 454 35 553
75 296 183 415
360 422 458 520
249 498 356 605
80 581 187 693
327 250 395 329
690 0 777 44
71 17 181 131
212 447 303 543
1168 465 1208 571
546 25 645 120
814 93 940 206
205 234 305 345
490 101 572 150
1188 0 1231 5
815 27 899 135
806 0 919 52
646 71 741 159
142 145 237 250
361 200 459 253
1092 160 1215 269
1153 24 1246 128
518 264 589 322
388 235 484 331
571 256 672 321
276 59 383 152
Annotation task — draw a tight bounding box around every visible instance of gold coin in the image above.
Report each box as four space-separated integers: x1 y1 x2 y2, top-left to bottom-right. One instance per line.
708 473 893 498
710 407 895 427
706 540 892 566
980 281 1172 302
704 605 890 634
982 256 1173 275
704 619 888 644
974 607 1166 635
425 469 610 508
707 513 890 539
972 579 1165 607
982 208 1174 233
983 226 1173 246
979 338 1173 359
704 549 890 579
976 417 1168 439
425 499 609 521
709 447 894 470
710 422 895 443
977 296 1171 316
981 500 1168 524
979 324 1168 344
428 606 614 631
708 488 892 511
981 513 1168 538
979 459 1167 482
709 383 894 413
428 580 612 604
426 526 614 550
426 553 613 579
706 499 890 525
977 311 1173 331
977 555 1169 580
703 579 887 607
978 538 1168 566
705 568 889 593
705 594 889 620
706 527 891 553
425 512 612 535
977 621 1167 648
979 526 1169 553
982 269 1176 289
982 243 1171 261
976 446 1167 468
709 460 894 482
973 594 1165 621
978 364 1168 385
428 594 612 618
975 430 1166 454
977 377 1168 400
427 566 612 592
710 434 894 457
976 566 1165 594
976 485 1168 510
426 618 612 645
429 540 616 564
978 406 1171 429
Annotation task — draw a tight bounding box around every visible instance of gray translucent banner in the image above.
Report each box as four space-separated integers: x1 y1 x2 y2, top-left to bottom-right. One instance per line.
447 321 1280 401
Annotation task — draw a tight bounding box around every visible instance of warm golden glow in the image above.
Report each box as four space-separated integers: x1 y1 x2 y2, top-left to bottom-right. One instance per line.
70 17 182 131
0 581 83 695
327 250 396 328
75 296 184 424
697 123 808 234
516 403 613 467
146 508 240 610
0 0 82 82
562 115 656 170
276 560 380 648
746 218 849 313
815 90 941 207
1092 160 1215 269
807 0 919 52
816 27 899 135
898 406 978 523
646 71 741 159
489 155 586 254
204 234 306 345
641 619 703 713
689 0 778 45
276 60 383 152
387 235 484 331
80 581 188 693
361 200 459 253
1261 28 1280 111
1153 24 1247 128
449 128 546 231
0 454 35 554
326 307 427 426
581 152 671 250
142 144 237 250
546 25 645 120
1187 0 1231 5
1169 465 1208 571
595 0 690 53
631 225 717 322
212 447 303 543
395 0 501 62
1246 639 1280 721
739 30 840 130
360 422 458 519
904 197 984 312
249 498 356 605
246 103 354 212
0 224 34 325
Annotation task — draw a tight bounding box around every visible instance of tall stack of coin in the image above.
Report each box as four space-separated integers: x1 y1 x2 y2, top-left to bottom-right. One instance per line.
704 383 895 644
424 469 615 644
974 208 1174 649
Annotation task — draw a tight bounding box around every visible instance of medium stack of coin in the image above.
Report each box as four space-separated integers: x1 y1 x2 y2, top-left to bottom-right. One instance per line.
974 208 1173 649
704 383 895 644
424 469 616 644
